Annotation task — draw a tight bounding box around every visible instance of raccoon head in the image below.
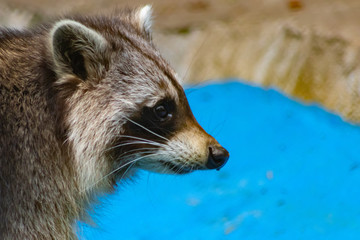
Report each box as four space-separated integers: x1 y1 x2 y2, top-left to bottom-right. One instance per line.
50 6 229 192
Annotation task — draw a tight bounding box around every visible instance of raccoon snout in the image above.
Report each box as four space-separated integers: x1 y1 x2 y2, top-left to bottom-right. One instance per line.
206 145 229 170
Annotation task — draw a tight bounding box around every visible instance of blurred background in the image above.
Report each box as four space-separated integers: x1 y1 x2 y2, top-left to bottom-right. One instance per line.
2 0 360 239
2 0 360 121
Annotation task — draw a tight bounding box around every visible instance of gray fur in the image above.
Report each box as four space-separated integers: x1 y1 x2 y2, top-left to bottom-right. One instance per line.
0 6 227 239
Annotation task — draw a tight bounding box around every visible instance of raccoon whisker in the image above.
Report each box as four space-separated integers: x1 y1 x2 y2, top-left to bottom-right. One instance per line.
108 152 164 179
117 160 137 182
106 135 169 152
116 147 159 159
116 151 158 171
171 163 182 174
159 157 191 174
123 116 169 142
81 152 161 193
113 141 163 149
144 126 185 151
105 140 165 152
116 134 162 142
176 162 189 174
116 134 167 145
116 135 169 148
171 158 197 174
134 117 187 154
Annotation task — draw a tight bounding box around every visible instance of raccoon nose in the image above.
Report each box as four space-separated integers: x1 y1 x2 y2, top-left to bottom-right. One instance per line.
206 145 229 170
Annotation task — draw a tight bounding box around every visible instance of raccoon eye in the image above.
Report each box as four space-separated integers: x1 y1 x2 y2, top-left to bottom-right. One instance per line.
154 104 172 121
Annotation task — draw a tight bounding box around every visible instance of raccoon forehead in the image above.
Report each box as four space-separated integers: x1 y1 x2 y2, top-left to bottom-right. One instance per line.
131 81 180 107
142 90 177 107
143 73 180 102
108 60 181 104
106 73 180 109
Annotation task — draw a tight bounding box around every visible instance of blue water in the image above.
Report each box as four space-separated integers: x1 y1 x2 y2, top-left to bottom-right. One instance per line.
78 80 360 240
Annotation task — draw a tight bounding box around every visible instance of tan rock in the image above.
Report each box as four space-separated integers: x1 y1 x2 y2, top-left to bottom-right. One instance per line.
177 21 360 121
155 0 360 122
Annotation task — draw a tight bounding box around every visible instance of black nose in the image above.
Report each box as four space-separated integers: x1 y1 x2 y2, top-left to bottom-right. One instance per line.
206 145 229 170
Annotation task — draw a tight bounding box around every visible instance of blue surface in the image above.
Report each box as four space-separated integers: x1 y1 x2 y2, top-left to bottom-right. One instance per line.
78 80 360 240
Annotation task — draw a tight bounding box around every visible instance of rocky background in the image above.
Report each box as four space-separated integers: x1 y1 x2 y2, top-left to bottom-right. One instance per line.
1 0 360 122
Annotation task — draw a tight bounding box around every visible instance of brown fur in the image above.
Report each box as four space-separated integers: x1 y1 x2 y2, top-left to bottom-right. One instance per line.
0 6 229 239
0 26 78 239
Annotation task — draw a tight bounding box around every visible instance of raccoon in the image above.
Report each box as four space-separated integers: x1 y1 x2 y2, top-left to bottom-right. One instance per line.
0 5 229 239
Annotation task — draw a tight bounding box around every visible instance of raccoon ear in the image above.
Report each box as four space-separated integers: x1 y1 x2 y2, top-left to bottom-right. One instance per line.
50 19 109 81
136 5 153 40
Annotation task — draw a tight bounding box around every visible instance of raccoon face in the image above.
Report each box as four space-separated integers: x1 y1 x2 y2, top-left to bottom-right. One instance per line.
50 6 229 189
119 81 229 175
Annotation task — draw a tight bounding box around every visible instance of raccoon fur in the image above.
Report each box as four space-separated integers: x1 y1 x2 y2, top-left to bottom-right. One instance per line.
0 5 229 239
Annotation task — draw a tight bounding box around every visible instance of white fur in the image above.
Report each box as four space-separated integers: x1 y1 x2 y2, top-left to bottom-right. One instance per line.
66 94 115 194
137 5 153 34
